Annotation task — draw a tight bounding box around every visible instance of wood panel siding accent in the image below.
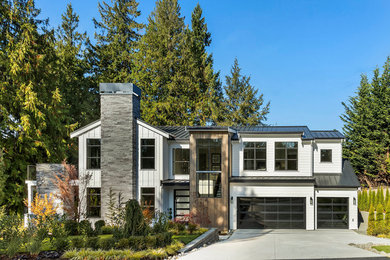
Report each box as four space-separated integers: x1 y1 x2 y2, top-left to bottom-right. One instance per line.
189 132 230 232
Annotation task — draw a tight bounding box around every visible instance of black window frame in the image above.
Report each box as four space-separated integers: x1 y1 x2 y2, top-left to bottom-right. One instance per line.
196 172 222 198
320 149 332 163
173 148 190 175
86 139 101 170
141 187 155 213
141 139 155 170
87 188 101 218
275 142 298 171
243 142 267 171
174 189 190 218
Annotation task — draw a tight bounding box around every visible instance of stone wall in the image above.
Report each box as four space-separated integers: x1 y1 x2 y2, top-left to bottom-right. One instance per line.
100 83 140 220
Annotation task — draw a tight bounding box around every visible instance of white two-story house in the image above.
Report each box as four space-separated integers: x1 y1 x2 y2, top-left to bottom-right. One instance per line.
59 83 360 232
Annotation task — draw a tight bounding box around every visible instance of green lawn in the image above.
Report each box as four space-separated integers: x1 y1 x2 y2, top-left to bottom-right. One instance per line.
372 245 390 253
172 234 200 244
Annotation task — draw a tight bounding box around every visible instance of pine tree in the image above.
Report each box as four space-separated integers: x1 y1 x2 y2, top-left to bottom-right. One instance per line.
358 191 362 210
0 0 74 212
376 203 385 235
341 58 390 186
91 0 143 82
386 188 389 206
56 3 98 128
385 200 390 231
123 199 145 237
221 58 270 126
362 189 368 211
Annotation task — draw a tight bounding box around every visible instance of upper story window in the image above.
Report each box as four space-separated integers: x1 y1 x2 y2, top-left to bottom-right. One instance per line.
321 149 332 162
243 142 266 171
275 142 298 171
141 139 155 169
196 139 222 198
87 139 101 169
173 148 190 175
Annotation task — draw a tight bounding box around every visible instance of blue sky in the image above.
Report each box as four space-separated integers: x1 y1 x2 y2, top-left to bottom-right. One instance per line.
36 0 390 131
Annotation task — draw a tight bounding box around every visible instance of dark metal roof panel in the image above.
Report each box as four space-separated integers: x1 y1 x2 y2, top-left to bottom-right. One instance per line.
314 160 360 188
230 176 316 184
155 126 189 140
232 126 314 140
311 130 344 139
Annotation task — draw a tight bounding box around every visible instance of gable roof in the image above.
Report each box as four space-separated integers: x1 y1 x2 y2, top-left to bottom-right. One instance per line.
155 126 189 140
70 120 101 138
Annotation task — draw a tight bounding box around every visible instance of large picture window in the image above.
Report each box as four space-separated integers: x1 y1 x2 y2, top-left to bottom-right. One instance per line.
87 188 101 217
173 148 190 175
141 188 155 213
87 139 101 169
197 172 221 198
243 142 266 170
141 139 155 169
275 142 298 170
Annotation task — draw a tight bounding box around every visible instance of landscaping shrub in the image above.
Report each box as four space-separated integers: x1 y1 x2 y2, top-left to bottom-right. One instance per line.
155 232 172 248
386 188 389 206
101 225 115 234
64 219 79 235
0 209 24 257
94 220 106 234
115 238 130 250
176 222 186 233
70 236 85 249
152 212 169 234
188 222 198 234
123 200 146 237
79 219 94 236
113 226 124 240
386 200 390 229
376 203 385 235
49 215 70 251
85 236 99 250
98 237 116 250
128 236 145 251
367 205 376 236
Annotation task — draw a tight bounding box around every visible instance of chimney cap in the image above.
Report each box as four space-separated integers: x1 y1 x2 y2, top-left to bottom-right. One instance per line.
99 83 141 96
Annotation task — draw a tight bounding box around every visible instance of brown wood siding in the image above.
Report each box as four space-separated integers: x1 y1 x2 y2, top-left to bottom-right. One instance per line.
189 132 229 232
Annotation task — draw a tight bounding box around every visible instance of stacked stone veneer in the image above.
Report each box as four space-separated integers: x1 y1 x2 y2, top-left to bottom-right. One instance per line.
100 83 140 219
36 163 65 214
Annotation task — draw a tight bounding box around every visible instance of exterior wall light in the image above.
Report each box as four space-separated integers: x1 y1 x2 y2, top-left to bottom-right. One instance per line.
310 197 313 206
231 196 233 203
353 197 356 206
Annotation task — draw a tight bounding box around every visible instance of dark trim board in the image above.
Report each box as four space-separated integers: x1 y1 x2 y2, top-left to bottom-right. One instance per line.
237 197 306 229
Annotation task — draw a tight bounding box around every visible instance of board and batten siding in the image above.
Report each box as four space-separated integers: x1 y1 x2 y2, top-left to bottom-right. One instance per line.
78 125 101 188
233 134 313 177
313 140 343 173
137 123 167 212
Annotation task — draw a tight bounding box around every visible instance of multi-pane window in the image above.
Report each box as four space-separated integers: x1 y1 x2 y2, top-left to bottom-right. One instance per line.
320 149 332 162
141 188 155 213
174 190 190 218
243 142 266 170
141 139 155 169
197 172 222 198
87 139 101 169
87 188 101 217
275 142 298 170
196 139 222 198
173 148 190 175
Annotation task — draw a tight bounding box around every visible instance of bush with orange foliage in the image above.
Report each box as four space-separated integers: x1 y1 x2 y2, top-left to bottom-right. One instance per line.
24 193 58 225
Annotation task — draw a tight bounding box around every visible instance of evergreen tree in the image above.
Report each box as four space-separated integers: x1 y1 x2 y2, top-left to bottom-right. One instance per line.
123 200 145 237
91 0 143 82
385 200 390 231
376 203 385 235
0 0 74 212
56 3 98 128
386 188 389 206
367 204 376 236
221 58 270 126
341 58 390 186
358 191 362 210
132 0 196 125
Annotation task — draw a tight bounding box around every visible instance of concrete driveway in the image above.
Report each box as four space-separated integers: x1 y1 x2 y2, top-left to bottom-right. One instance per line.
180 229 390 260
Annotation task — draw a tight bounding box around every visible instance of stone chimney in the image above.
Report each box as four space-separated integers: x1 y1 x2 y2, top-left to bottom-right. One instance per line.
99 83 141 219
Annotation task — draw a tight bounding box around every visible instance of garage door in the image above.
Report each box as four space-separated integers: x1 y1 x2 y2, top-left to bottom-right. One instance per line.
317 197 348 229
237 197 306 229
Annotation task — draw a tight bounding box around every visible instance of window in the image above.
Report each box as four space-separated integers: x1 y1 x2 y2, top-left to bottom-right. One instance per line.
87 188 101 217
141 139 155 169
243 142 266 170
321 149 332 162
275 142 298 170
173 148 190 175
141 188 155 213
196 139 221 171
197 172 222 198
174 190 190 218
87 139 101 169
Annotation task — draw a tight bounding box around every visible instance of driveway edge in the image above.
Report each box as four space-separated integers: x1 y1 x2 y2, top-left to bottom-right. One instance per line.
178 228 219 253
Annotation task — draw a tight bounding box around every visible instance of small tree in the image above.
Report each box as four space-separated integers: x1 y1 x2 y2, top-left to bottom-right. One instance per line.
385 200 390 233
105 188 125 227
367 204 376 236
123 200 145 237
363 189 369 211
386 188 389 206
25 193 58 226
358 191 362 210
376 203 385 235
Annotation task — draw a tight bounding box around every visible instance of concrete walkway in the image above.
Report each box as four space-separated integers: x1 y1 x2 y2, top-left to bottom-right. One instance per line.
180 229 390 260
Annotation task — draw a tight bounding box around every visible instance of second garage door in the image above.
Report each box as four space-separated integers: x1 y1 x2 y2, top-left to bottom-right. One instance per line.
317 197 349 229
237 197 306 229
